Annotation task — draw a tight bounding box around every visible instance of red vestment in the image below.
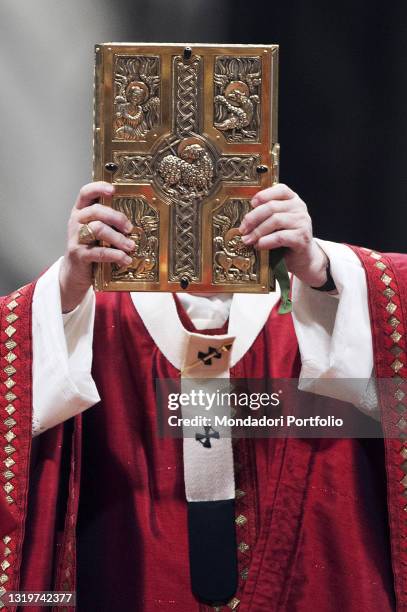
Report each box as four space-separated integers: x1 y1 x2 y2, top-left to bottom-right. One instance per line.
0 247 405 611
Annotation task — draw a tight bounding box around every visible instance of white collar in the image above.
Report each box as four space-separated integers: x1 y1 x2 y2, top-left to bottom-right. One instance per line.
131 290 280 369
176 293 232 330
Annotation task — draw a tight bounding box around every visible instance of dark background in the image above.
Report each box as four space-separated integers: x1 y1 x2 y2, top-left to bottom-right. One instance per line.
1 0 406 292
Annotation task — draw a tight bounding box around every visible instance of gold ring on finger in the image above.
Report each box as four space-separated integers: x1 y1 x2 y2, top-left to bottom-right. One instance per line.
78 223 97 245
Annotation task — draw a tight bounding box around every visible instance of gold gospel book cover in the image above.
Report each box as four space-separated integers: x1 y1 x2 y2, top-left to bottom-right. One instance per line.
93 43 279 293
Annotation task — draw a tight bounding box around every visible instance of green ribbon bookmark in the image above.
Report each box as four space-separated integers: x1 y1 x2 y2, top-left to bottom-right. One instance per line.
269 248 292 314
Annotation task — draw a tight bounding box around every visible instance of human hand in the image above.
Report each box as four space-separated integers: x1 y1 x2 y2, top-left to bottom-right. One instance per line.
59 181 134 313
239 183 329 288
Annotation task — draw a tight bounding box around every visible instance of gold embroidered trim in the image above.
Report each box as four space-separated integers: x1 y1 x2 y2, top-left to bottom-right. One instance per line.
235 514 247 527
386 302 398 315
3 432 15 443
398 418 407 431
381 273 392 286
0 293 22 607
3 419 16 429
392 359 404 373
389 316 401 329
369 250 407 553
235 489 246 499
383 287 396 299
4 326 16 339
3 366 16 377
5 314 18 325
391 331 402 344
227 447 252 611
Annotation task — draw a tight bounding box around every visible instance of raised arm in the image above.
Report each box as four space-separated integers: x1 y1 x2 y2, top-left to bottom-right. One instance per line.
32 181 136 434
239 183 376 412
59 181 134 312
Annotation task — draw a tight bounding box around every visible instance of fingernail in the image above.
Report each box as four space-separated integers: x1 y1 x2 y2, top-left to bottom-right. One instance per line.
124 255 132 265
242 234 253 244
239 223 246 233
104 185 114 194
125 239 134 249
125 222 133 232
250 197 258 207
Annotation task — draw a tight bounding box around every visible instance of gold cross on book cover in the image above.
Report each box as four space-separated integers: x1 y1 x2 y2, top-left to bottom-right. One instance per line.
93 43 279 293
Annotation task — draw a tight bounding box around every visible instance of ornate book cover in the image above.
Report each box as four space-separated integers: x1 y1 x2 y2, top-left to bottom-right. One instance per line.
93 43 279 292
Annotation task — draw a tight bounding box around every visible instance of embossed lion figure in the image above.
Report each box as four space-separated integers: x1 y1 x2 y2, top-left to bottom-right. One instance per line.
214 228 257 282
158 140 214 198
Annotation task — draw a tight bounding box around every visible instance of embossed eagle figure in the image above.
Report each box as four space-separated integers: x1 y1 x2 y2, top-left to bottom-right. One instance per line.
158 139 214 199
214 58 261 141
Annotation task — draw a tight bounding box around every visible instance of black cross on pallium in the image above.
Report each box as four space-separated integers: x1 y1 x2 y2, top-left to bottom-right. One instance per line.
197 347 222 366
195 426 220 448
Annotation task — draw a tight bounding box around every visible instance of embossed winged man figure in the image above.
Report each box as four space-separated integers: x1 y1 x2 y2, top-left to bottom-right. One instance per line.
114 57 160 140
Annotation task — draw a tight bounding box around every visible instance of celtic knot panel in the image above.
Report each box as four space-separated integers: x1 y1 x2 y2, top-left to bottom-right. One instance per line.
170 199 201 281
112 153 153 182
173 55 202 136
217 155 261 183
